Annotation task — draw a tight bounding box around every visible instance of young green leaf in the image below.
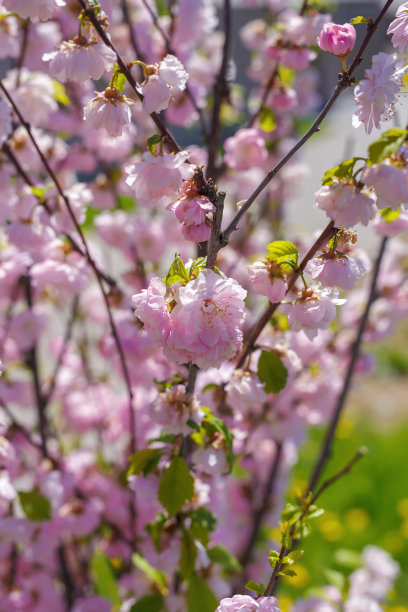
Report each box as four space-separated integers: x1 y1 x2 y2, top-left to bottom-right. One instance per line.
90 550 121 605
350 16 371 24
368 129 408 164
280 568 297 577
158 456 194 516
127 449 165 477
132 553 168 595
208 545 242 572
165 254 190 287
257 350 288 394
130 594 163 612
201 408 234 471
266 240 298 265
259 107 276 132
147 134 162 156
187 572 218 612
380 206 400 222
180 529 197 579
18 490 51 522
245 580 266 596
321 157 362 185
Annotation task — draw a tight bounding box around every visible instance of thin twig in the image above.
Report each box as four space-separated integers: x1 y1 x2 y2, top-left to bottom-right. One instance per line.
206 0 232 180
120 0 146 64
263 448 366 596
247 67 279 129
15 20 30 86
307 237 388 492
219 0 395 244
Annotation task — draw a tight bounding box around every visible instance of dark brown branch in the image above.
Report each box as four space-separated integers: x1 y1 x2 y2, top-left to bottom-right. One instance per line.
15 20 30 86
219 0 395 244
120 0 146 64
206 0 232 180
307 237 388 492
247 67 278 129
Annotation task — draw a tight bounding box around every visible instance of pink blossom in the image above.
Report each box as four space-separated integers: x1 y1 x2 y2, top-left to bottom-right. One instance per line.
3 0 65 20
72 597 112 612
43 37 116 83
132 277 171 344
215 594 280 611
181 221 212 242
4 69 57 127
225 370 266 414
224 128 268 171
9 307 48 351
0 471 16 502
150 384 202 434
387 3 408 51
141 54 189 114
361 162 408 210
247 260 288 303
352 52 408 134
0 13 20 60
164 269 247 369
0 99 12 145
344 598 382 612
288 286 346 339
315 182 376 228
126 150 194 205
305 253 368 290
169 181 216 242
83 87 134 137
192 444 230 476
317 23 356 58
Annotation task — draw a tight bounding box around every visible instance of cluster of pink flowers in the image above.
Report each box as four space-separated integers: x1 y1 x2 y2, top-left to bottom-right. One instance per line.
168 179 216 242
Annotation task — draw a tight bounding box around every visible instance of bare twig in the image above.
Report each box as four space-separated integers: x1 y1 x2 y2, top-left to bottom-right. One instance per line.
307 237 388 492
206 0 232 180
15 19 30 86
247 67 279 129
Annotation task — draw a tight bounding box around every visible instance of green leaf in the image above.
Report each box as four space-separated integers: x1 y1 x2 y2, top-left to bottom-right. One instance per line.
187 572 218 612
208 545 242 572
281 503 302 522
380 206 400 222
368 129 408 164
245 580 265 596
257 350 288 394
147 134 162 156
110 69 127 93
154 0 170 16
333 548 362 569
131 594 163 612
180 529 197 579
117 194 136 211
350 16 370 25
259 107 276 132
306 504 325 520
189 257 207 278
52 80 70 106
201 408 234 472
165 254 190 287
280 568 297 577
189 507 217 546
158 456 194 516
18 490 51 522
90 550 120 605
321 157 361 185
132 553 168 595
281 532 293 549
30 184 54 199
127 449 165 477
266 240 298 271
287 549 304 563
324 568 347 592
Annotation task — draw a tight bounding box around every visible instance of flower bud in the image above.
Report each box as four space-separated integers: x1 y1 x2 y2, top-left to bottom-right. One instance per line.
317 22 356 58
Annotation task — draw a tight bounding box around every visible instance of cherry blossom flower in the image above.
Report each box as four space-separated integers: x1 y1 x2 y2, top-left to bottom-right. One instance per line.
83 87 134 137
126 150 194 205
164 269 247 369
43 36 116 83
317 23 356 58
361 162 408 210
352 52 408 134
288 286 346 339
247 260 288 303
215 594 280 611
315 181 376 227
3 0 65 21
387 2 408 51
141 54 189 114
305 252 368 290
168 179 215 242
132 277 171 345
224 128 268 171
4 69 57 127
150 385 203 434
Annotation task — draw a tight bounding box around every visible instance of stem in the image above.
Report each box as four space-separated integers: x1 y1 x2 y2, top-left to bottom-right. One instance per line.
219 0 395 244
15 20 30 86
308 237 388 493
206 0 232 180
263 448 366 596
247 66 278 129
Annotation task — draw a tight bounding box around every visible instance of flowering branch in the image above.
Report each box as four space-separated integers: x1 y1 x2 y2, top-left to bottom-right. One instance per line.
308 236 388 492
219 0 395 245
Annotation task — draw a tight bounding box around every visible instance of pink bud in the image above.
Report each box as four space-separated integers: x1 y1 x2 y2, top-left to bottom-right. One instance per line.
317 22 356 58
